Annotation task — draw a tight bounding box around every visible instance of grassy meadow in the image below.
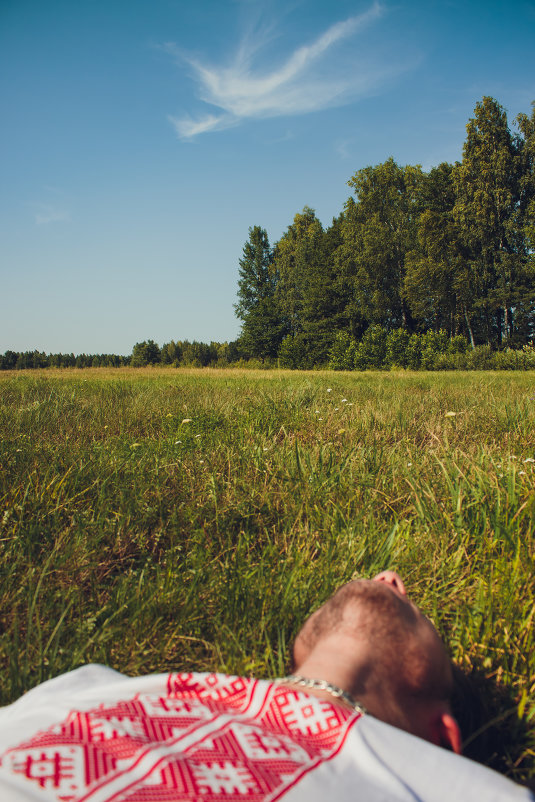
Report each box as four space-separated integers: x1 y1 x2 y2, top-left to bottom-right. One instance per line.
1 367 534 781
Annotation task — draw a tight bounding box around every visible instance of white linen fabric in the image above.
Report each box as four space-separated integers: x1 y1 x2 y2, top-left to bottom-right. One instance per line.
0 666 531 801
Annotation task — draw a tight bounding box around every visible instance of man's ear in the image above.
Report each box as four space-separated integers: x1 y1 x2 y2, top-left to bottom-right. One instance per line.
436 713 462 754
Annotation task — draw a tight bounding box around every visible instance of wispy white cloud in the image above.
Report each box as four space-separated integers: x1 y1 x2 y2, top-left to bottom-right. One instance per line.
34 204 70 225
29 188 71 225
166 2 398 139
168 113 235 139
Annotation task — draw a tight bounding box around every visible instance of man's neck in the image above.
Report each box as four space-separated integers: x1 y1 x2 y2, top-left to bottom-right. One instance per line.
291 632 399 723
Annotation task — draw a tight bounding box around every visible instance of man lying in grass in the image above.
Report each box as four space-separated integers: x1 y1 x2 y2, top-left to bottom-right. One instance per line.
0 571 532 800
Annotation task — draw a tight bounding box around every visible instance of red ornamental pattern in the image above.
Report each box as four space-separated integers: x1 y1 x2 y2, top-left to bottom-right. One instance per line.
1 673 360 801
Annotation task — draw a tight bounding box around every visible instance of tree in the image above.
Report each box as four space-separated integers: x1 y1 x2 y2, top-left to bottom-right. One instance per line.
514 102 535 342
300 213 349 361
234 226 284 360
334 198 368 339
272 207 347 365
354 325 388 369
161 340 182 365
1 350 18 370
328 331 357 370
343 158 424 330
517 102 535 253
131 340 161 366
179 340 217 366
453 97 525 345
403 163 474 342
272 207 319 336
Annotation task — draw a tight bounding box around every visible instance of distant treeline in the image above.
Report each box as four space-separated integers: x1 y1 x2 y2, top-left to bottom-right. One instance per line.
131 339 241 367
0 340 242 371
235 96 535 369
0 350 130 370
4 333 535 372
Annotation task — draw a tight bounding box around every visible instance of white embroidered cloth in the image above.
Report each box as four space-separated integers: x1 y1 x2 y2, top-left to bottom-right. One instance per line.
0 666 531 801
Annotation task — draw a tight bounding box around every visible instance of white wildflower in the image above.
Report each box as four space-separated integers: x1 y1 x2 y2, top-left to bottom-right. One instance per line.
182 418 192 424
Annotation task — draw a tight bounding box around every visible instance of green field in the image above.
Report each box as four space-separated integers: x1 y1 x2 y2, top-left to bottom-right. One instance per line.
1 368 534 781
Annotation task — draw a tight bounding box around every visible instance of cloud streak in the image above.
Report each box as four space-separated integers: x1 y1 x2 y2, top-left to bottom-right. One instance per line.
168 2 392 138
34 204 70 225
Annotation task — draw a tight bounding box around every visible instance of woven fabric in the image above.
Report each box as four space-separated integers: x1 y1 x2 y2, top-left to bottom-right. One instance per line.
0 667 532 802
0 671 357 801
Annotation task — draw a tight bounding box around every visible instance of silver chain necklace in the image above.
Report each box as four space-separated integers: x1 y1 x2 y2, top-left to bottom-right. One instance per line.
276 675 367 715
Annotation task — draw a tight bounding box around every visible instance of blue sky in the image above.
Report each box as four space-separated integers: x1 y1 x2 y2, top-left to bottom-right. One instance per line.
1 0 534 355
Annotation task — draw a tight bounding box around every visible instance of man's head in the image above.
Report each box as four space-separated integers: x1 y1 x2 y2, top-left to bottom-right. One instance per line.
292 571 462 753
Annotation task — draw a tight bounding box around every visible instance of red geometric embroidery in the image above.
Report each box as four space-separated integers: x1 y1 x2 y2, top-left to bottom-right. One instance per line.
1 674 362 801
166 673 253 711
12 750 75 789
